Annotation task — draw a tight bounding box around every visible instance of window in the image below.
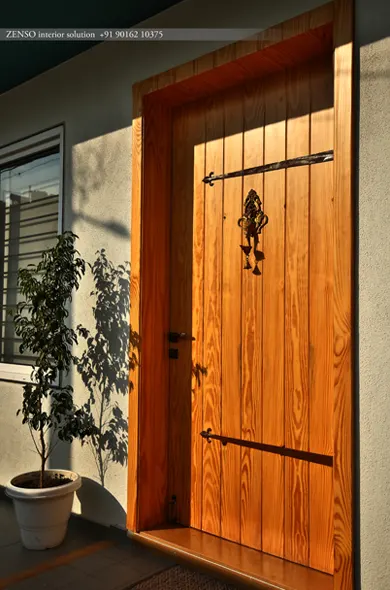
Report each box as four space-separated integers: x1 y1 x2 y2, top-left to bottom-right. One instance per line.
0 127 63 382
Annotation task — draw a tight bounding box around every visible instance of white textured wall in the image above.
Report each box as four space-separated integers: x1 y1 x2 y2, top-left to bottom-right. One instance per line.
357 0 390 587
0 0 326 529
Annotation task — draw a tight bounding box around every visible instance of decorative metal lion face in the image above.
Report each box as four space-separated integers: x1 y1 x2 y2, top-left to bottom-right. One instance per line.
237 189 268 274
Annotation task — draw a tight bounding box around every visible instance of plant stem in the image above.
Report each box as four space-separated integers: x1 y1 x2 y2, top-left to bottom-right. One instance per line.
39 420 46 489
28 424 40 456
97 392 105 487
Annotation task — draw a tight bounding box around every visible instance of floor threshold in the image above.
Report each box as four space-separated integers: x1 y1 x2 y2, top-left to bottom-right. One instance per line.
128 526 333 590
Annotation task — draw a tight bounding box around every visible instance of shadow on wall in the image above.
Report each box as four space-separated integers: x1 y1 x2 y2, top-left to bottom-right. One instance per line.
48 250 138 526
76 249 139 489
72 138 130 239
75 476 127 528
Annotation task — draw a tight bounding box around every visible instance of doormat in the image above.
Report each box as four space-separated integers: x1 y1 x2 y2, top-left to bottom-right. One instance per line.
127 565 239 590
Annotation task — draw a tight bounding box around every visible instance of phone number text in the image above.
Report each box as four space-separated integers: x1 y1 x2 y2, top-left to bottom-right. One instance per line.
101 30 164 39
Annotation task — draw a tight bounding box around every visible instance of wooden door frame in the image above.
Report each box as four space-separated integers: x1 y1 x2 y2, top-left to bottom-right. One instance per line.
127 1 354 588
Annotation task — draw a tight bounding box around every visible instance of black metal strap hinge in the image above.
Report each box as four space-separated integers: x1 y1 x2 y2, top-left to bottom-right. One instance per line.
203 150 333 186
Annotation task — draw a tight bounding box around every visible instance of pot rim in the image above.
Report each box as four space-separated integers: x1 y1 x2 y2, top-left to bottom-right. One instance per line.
5 469 82 500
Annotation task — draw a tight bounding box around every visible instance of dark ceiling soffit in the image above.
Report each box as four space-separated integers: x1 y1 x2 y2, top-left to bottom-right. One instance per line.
0 0 183 95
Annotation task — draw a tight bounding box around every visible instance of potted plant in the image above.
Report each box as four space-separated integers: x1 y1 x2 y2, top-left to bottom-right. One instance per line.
5 231 97 550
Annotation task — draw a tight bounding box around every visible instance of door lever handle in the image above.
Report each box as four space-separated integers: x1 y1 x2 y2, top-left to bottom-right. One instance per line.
168 331 195 343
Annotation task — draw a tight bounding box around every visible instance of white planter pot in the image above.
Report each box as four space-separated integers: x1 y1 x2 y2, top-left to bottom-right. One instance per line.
5 469 82 550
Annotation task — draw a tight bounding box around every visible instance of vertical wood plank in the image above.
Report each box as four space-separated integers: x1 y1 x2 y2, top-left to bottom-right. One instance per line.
310 464 334 573
262 455 284 557
262 71 286 447
333 0 354 588
284 458 309 566
221 89 244 544
128 79 159 532
169 107 189 525
262 72 286 558
191 105 206 530
309 58 334 572
202 96 224 538
284 64 310 567
240 80 264 551
309 56 335 575
309 58 335 576
285 64 310 453
309 58 334 457
169 105 199 526
138 97 172 530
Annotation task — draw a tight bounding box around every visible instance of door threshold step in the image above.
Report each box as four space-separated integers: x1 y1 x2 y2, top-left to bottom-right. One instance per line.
128 526 333 590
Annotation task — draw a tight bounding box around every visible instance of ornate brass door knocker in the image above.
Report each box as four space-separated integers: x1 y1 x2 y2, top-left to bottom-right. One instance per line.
237 189 268 275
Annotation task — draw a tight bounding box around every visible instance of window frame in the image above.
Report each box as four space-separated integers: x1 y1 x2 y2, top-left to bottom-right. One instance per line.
0 125 64 383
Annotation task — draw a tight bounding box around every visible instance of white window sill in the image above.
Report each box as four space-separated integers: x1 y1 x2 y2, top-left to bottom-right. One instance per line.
0 363 59 386
0 363 33 383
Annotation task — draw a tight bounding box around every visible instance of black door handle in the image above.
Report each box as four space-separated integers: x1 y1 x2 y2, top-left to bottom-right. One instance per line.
168 332 195 343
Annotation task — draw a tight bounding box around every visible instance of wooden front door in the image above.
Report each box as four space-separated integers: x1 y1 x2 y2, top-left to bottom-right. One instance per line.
168 55 334 574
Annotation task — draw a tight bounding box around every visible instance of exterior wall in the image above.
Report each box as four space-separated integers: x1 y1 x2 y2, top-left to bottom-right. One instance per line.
356 0 390 588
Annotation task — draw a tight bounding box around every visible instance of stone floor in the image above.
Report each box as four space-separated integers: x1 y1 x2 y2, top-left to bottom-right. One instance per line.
0 491 177 590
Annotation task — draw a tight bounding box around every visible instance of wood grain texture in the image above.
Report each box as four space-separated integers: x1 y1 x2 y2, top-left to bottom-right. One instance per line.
262 454 284 558
260 21 324 71
261 71 286 559
240 447 261 550
262 71 286 447
202 96 224 538
285 166 309 450
138 528 333 590
310 2 334 29
195 53 215 76
285 64 310 453
284 65 310 568
127 78 158 532
309 59 334 456
310 464 334 573
258 22 282 49
175 61 195 83
138 98 172 531
240 81 264 551
214 44 237 68
169 105 197 526
183 4 332 84
285 458 309 565
190 105 206 531
157 68 176 90
282 11 310 40
281 2 333 41
235 37 259 61
333 0 354 588
127 93 143 533
143 4 333 110
221 89 244 544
